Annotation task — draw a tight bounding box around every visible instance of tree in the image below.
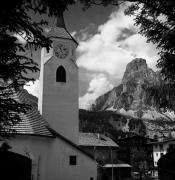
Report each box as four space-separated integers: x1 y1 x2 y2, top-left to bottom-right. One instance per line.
124 0 175 81
132 148 148 179
0 0 76 136
124 0 175 109
158 145 175 180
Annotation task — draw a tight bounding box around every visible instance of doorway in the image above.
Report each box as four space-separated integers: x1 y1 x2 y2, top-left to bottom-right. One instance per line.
0 151 32 180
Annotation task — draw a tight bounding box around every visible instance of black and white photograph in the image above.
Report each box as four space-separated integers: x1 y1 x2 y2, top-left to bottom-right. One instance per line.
0 0 175 180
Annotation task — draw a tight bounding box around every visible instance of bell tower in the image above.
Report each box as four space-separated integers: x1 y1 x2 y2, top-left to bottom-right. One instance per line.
38 12 79 144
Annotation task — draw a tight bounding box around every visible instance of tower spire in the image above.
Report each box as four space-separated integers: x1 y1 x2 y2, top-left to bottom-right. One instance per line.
56 11 66 29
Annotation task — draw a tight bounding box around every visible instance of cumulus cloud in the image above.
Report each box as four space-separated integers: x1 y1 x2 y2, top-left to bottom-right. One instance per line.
75 24 98 42
77 5 159 77
24 5 159 109
77 5 159 108
120 34 159 69
24 80 39 97
79 74 113 109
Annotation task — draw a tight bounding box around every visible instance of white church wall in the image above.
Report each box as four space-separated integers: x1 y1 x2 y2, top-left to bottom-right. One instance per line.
8 135 52 180
8 135 97 180
39 39 79 145
46 137 97 180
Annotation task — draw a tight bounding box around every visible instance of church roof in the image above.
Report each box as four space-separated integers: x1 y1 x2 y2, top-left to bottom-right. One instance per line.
47 27 78 45
47 13 78 45
12 90 54 137
79 133 119 147
47 27 73 40
8 90 96 161
48 128 95 161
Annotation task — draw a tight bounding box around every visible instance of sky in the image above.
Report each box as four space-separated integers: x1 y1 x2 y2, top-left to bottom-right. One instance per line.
24 2 160 109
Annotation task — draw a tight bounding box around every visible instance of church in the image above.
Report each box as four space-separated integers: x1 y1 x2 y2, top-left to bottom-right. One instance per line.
0 14 97 180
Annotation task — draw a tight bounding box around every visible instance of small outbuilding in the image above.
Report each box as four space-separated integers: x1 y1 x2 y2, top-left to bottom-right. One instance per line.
79 133 131 180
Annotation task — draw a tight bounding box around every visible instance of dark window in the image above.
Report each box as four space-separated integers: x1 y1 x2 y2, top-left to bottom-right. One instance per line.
56 66 66 82
69 156 77 165
90 177 93 180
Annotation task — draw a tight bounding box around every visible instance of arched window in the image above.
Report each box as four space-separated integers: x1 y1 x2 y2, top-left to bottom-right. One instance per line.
56 66 66 82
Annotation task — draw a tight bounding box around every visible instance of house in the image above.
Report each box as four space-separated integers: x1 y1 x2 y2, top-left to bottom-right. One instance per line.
79 133 131 180
0 13 97 180
148 137 175 176
79 133 119 165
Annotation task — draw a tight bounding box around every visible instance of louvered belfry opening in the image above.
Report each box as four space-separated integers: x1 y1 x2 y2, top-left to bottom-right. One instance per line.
56 66 66 82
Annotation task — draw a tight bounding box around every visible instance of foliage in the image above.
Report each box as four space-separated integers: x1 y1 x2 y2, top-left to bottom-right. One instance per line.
125 0 175 81
158 147 175 180
145 83 175 110
0 89 30 136
118 136 153 175
0 0 76 135
79 0 122 10
131 148 148 172
124 0 175 108
79 109 147 140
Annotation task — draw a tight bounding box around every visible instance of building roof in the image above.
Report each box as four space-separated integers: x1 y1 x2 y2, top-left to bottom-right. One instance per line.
7 90 96 162
103 163 131 168
47 27 73 40
102 159 131 168
79 133 119 147
48 128 95 161
47 15 78 45
11 90 54 137
148 138 175 145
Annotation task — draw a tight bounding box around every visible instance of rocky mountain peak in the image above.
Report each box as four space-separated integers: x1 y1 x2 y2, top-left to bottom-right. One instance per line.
86 58 175 139
122 58 157 85
91 58 175 121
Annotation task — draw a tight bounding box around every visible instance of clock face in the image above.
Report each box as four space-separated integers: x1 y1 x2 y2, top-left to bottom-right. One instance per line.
54 43 69 59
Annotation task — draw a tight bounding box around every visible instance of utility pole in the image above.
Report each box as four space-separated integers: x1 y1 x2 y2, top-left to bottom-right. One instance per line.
111 147 113 180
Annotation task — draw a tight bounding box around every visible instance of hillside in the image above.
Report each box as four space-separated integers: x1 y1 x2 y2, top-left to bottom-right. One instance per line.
79 109 147 140
79 109 175 139
91 58 175 120
79 58 175 139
